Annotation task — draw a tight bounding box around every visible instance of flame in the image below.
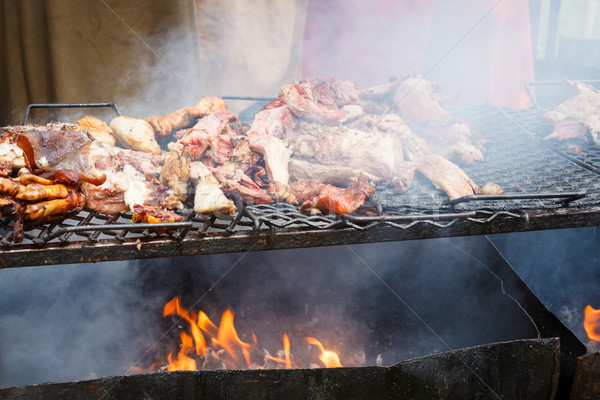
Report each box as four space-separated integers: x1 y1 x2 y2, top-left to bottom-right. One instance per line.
159 296 344 371
167 332 197 371
306 337 343 368
584 305 600 341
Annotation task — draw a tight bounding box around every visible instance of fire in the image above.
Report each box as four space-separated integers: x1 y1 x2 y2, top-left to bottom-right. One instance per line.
584 305 600 341
159 296 343 371
306 337 343 368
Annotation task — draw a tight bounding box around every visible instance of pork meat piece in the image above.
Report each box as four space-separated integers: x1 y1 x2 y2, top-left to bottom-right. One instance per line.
174 110 239 160
411 154 478 201
160 150 191 203
109 116 162 154
247 133 295 203
210 162 273 205
287 119 414 191
145 97 229 137
247 106 296 138
543 119 588 143
76 116 116 146
280 83 348 125
290 175 375 215
189 161 236 215
289 158 382 187
544 80 600 145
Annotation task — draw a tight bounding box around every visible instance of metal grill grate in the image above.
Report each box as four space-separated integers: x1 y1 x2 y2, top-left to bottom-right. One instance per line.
2 104 600 267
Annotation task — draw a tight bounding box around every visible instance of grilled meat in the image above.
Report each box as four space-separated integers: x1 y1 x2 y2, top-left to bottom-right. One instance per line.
76 116 116 146
145 97 229 137
410 154 478 201
544 80 600 145
247 133 295 203
289 158 382 187
189 161 236 215
210 162 273 205
290 175 375 215
109 116 162 154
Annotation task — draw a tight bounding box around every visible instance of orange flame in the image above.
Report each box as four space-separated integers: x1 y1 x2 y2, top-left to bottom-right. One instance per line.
167 332 197 371
160 296 344 371
584 305 600 341
306 337 343 368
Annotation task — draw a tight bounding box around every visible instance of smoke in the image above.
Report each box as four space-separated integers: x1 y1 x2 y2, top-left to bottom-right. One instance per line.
490 227 600 348
0 261 160 387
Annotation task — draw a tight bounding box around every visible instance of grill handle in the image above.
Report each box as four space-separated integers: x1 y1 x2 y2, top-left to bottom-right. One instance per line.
23 102 121 125
449 191 586 207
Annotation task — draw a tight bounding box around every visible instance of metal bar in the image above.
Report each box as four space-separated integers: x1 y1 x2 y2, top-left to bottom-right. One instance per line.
449 191 586 206
221 96 277 102
3 206 600 268
22 103 121 124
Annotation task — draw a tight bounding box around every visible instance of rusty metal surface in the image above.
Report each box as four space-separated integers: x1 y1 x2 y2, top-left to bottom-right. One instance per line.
2 105 600 268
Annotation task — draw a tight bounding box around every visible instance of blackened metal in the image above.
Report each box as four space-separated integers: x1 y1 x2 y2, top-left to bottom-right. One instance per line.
22 102 121 124
450 236 587 399
449 191 586 207
569 352 600 399
222 96 277 102
0 338 559 400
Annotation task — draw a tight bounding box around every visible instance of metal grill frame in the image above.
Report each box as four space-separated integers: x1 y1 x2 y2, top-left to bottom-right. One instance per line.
2 103 600 268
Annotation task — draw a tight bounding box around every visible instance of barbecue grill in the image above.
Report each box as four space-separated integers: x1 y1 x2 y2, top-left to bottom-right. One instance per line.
2 103 599 268
2 100 599 399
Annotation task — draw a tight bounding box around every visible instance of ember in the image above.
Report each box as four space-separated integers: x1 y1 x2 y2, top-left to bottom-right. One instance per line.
153 297 344 371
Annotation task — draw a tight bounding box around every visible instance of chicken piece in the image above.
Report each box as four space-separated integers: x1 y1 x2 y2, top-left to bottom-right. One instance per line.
76 116 115 146
145 97 229 137
189 161 236 215
411 154 478 201
24 189 86 222
109 116 162 154
290 175 375 215
210 162 273 205
160 151 190 203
